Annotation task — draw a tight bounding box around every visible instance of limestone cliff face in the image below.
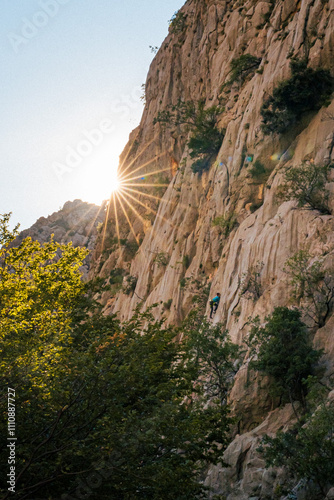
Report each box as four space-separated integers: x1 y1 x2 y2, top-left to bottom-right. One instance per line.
16 200 104 276
91 0 334 497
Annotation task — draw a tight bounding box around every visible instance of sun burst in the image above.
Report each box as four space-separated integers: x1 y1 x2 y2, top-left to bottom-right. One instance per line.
99 142 178 250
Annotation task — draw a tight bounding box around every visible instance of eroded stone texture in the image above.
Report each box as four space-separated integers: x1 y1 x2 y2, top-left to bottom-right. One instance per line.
90 0 334 497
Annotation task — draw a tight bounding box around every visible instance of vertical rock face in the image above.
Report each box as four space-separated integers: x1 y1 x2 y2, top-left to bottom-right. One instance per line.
15 200 105 276
91 0 334 497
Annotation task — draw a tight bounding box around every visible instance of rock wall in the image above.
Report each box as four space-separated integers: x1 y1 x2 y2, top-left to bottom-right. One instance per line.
91 0 334 497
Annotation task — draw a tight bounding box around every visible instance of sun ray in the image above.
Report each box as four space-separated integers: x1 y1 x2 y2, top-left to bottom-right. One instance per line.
121 187 175 229
120 166 171 184
122 183 170 188
67 203 100 240
117 190 150 229
101 198 111 252
118 138 156 178
119 188 157 215
117 139 140 176
112 192 121 248
115 191 139 245
119 152 168 183
85 203 106 240
122 185 189 210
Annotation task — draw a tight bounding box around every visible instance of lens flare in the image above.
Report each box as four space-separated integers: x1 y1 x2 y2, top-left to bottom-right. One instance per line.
98 141 176 250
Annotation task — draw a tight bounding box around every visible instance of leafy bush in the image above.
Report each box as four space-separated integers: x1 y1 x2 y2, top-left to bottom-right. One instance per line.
212 211 238 237
169 10 187 34
124 239 139 259
109 267 126 285
284 250 334 327
154 100 224 175
183 254 190 268
228 54 262 85
258 400 334 497
154 251 169 267
261 59 334 134
179 277 187 288
278 162 332 214
190 157 211 174
249 159 267 181
163 298 173 310
248 307 322 406
122 275 137 295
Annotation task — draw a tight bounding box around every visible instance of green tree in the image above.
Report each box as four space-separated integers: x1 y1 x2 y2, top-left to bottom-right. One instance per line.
122 274 137 294
261 59 333 134
153 251 169 267
0 214 233 500
284 249 334 327
278 162 332 215
248 307 322 408
183 313 242 408
258 400 334 498
228 54 261 85
154 100 224 174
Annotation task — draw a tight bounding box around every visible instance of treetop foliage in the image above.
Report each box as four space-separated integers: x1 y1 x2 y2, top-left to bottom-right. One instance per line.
0 214 236 500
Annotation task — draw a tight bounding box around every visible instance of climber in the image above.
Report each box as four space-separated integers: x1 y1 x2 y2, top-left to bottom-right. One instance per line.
209 293 221 319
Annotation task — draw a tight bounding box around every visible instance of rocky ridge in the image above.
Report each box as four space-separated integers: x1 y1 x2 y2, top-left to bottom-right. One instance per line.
16 200 104 276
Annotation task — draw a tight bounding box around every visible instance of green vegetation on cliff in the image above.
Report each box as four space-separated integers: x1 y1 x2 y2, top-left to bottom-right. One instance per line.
248 307 322 406
259 395 334 498
261 59 333 134
154 100 224 174
278 161 332 215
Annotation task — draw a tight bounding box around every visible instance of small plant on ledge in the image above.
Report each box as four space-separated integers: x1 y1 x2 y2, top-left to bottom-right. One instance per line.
168 10 187 35
212 211 238 238
249 160 268 182
122 275 138 295
154 251 169 268
227 54 262 86
163 298 173 310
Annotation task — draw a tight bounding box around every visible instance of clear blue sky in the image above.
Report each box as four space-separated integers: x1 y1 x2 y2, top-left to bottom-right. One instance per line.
1 0 185 230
